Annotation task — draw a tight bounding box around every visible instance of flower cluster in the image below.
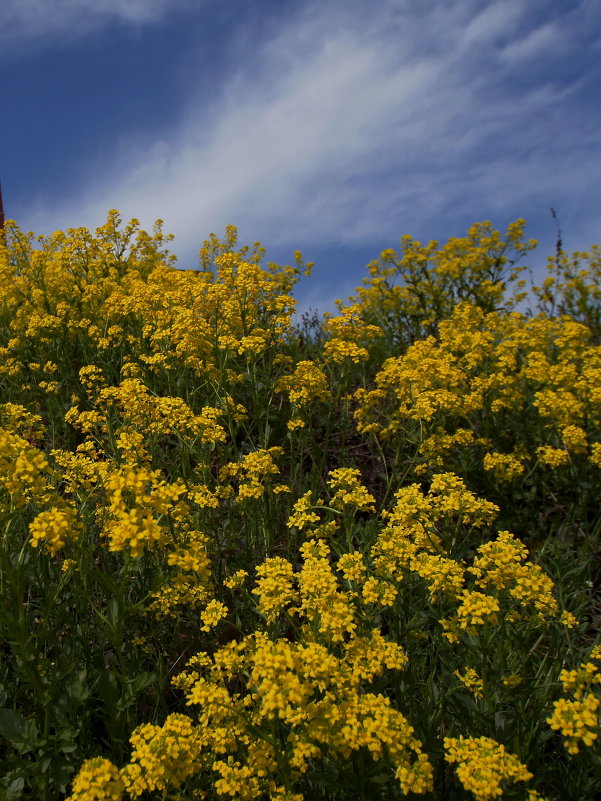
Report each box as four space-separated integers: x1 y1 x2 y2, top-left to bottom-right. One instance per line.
547 657 601 754
1 213 599 800
444 736 533 801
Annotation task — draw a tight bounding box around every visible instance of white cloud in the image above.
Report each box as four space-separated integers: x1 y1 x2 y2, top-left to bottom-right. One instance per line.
499 22 562 64
461 0 525 46
0 0 194 43
20 0 601 272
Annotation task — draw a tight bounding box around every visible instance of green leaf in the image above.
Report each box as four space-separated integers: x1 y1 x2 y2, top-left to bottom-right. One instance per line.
17 719 40 754
48 755 75 793
96 670 120 707
0 777 25 801
107 597 120 628
369 773 392 784
129 671 158 694
0 709 27 744
66 668 89 704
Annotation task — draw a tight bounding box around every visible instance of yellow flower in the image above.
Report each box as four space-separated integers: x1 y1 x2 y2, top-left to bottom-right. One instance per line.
253 557 298 623
444 735 533 801
275 360 331 407
362 576 398 608
200 600 228 632
536 445 569 468
120 714 204 795
482 451 525 481
327 467 376 512
560 610 579 628
67 757 123 801
456 590 500 629
547 693 600 754
29 505 80 557
454 668 484 699
287 491 323 531
338 552 367 583
224 569 249 589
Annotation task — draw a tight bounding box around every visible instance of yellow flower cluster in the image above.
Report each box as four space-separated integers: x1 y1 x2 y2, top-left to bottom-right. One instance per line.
337 552 366 582
275 360 331 430
0 428 49 508
468 531 558 615
454 668 484 699
327 467 376 512
533 244 601 330
344 219 535 346
455 591 500 629
3 212 599 800
287 490 324 531
0 402 45 440
354 302 601 478
547 659 601 754
371 473 497 601
297 538 358 642
254 557 298 623
200 599 228 631
151 529 212 618
224 568 248 589
102 465 186 557
444 735 533 801
323 303 382 364
547 694 600 754
29 504 80 556
67 374 228 452
66 757 124 801
121 714 204 796
166 625 430 799
482 450 526 482
219 447 285 501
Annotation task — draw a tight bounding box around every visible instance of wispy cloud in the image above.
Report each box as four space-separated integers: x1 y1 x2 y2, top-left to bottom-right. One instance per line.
20 0 601 268
499 22 562 64
0 0 193 44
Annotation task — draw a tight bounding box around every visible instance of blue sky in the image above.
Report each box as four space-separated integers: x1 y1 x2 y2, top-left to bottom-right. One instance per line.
2 0 600 312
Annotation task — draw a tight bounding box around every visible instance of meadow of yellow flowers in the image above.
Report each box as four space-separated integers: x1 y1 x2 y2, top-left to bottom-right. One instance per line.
0 212 599 800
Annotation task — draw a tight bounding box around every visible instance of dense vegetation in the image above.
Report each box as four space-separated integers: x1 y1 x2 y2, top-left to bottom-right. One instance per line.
0 212 599 800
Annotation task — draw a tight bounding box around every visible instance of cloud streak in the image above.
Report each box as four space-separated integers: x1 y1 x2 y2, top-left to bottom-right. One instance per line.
0 0 194 44
19 0 601 270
